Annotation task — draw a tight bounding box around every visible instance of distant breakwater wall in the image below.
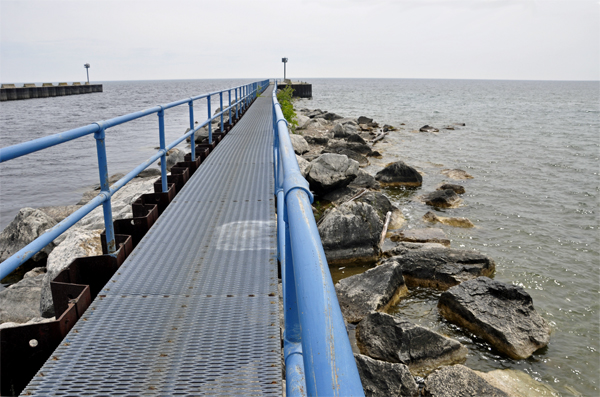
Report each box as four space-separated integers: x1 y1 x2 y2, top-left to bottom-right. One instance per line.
0 83 103 101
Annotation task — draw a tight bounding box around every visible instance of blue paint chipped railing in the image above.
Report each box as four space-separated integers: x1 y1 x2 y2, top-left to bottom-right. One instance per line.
0 80 269 281
272 82 365 396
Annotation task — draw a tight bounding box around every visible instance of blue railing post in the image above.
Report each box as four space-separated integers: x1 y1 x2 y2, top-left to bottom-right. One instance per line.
207 95 212 144
219 92 224 132
94 123 116 254
228 89 232 128
158 107 168 193
235 88 239 119
188 100 195 161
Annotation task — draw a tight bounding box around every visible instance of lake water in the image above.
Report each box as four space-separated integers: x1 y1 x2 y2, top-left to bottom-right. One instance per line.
1 78 598 395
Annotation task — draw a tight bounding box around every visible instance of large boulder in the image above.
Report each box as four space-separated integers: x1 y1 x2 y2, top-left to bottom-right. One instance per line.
290 134 310 155
306 154 359 195
419 189 462 209
322 111 343 121
390 228 450 247
356 192 404 229
0 207 57 264
424 365 508 397
322 147 369 167
295 114 310 129
441 169 473 180
38 205 83 224
356 312 468 376
437 183 465 194
423 211 474 228
420 125 439 132
357 116 374 125
335 260 408 323
381 247 495 290
355 354 419 397
375 161 422 187
39 229 104 318
349 169 381 190
0 268 45 323
475 368 559 396
158 148 185 172
295 155 311 178
438 277 551 360
318 201 382 265
327 139 374 156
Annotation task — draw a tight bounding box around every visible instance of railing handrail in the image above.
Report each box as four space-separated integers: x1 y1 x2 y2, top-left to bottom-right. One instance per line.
272 82 364 396
0 80 269 280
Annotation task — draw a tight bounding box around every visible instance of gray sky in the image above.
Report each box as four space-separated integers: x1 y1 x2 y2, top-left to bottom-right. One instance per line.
0 0 598 82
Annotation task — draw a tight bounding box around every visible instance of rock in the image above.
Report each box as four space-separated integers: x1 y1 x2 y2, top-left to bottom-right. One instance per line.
383 242 448 257
303 135 329 145
307 109 325 119
135 168 162 178
382 247 495 290
90 173 125 191
295 114 310 129
349 169 381 190
390 228 450 247
441 169 474 180
38 205 83 224
0 272 45 323
355 353 419 397
356 192 404 229
335 260 408 323
359 123 373 131
322 147 369 167
327 139 374 156
420 189 462 208
1 316 56 330
332 123 348 138
438 277 551 359
0 207 57 264
437 183 465 194
454 123 466 126
24 267 46 278
295 155 311 178
306 154 359 195
158 148 185 172
443 126 455 130
424 365 509 397
322 187 359 204
358 116 374 125
318 201 382 265
375 161 422 187
420 125 439 132
423 211 474 228
322 112 343 121
475 368 559 397
290 134 310 155
382 124 396 132
345 133 367 145
39 229 104 318
186 125 209 144
356 312 468 376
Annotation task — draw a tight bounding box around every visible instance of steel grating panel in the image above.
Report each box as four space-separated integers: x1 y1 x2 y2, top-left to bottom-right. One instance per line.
24 86 281 396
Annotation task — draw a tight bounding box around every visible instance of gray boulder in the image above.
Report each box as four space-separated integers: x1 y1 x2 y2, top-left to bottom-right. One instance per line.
306 154 359 195
390 228 450 247
322 112 343 121
345 133 367 145
335 260 408 323
356 192 404 229
424 365 508 397
295 114 310 129
0 269 45 323
158 148 185 172
420 189 462 209
306 109 325 119
38 205 83 224
318 201 382 265
356 312 468 376
322 147 369 167
437 183 465 194
438 277 551 359
420 125 439 132
349 169 381 190
327 140 374 156
0 207 57 264
304 135 329 146
136 168 162 178
375 161 422 187
355 354 419 397
358 116 374 125
295 155 311 178
290 134 310 155
441 169 474 180
381 247 495 290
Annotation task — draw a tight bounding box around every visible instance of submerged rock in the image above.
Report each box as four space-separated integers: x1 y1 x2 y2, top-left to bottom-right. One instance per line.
475 368 559 397
375 161 422 187
437 183 465 194
390 228 450 247
423 211 475 228
306 154 359 195
356 312 468 376
424 365 508 397
355 353 419 397
438 277 551 360
441 169 474 180
420 189 462 209
0 207 57 264
335 260 408 323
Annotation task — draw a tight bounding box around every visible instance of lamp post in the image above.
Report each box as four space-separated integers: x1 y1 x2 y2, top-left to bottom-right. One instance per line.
84 63 90 84
282 58 288 81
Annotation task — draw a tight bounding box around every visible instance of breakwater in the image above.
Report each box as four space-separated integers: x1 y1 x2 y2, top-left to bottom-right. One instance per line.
0 83 103 101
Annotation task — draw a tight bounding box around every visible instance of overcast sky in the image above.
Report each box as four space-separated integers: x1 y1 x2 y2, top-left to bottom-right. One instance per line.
0 0 598 83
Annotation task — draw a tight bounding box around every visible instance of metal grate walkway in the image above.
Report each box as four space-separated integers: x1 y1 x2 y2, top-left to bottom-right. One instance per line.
24 87 281 396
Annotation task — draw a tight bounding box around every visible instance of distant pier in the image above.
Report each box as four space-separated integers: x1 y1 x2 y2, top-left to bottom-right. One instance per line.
0 83 103 101
277 80 312 98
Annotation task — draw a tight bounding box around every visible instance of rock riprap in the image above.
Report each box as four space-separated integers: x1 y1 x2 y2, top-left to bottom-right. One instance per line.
441 169 474 180
0 268 45 323
390 228 450 247
355 191 404 229
0 207 57 264
437 183 465 194
375 161 422 187
381 247 495 290
423 365 509 397
318 201 382 265
355 354 419 397
335 260 408 323
306 153 359 195
423 211 475 228
290 134 310 155
420 189 462 208
356 312 468 376
438 277 551 359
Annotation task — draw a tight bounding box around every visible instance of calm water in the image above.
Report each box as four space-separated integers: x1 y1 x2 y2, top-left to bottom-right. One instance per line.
1 78 598 395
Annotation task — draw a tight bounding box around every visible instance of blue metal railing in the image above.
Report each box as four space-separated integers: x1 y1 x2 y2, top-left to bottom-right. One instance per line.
272 83 364 396
0 80 269 280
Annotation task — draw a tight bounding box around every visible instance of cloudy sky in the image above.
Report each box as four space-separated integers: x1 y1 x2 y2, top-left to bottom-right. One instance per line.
0 0 598 83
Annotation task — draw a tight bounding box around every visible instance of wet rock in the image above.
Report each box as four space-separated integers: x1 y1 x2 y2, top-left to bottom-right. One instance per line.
0 207 57 264
358 116 374 125
295 155 311 178
39 229 104 317
420 125 439 132
383 242 448 257
437 183 465 194
306 154 359 195
38 205 83 224
356 192 404 229
290 134 310 155
423 211 474 228
441 169 474 180
328 139 374 156
438 277 551 359
318 201 382 265
390 228 450 247
420 189 462 209
349 169 381 190
375 161 422 187
475 368 559 397
381 247 495 290
382 124 396 132
0 271 45 323
443 125 455 130
356 312 468 376
158 148 185 172
424 365 508 397
335 260 408 323
355 353 419 397
322 147 369 167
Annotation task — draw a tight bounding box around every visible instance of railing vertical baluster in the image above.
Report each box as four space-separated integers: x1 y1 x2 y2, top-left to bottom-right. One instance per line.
158 107 168 193
228 89 232 128
219 92 224 133
207 95 212 144
235 88 239 119
94 123 116 254
188 100 195 161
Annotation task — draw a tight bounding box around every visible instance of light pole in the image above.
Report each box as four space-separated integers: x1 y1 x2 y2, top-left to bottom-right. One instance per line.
282 58 288 81
84 63 90 84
